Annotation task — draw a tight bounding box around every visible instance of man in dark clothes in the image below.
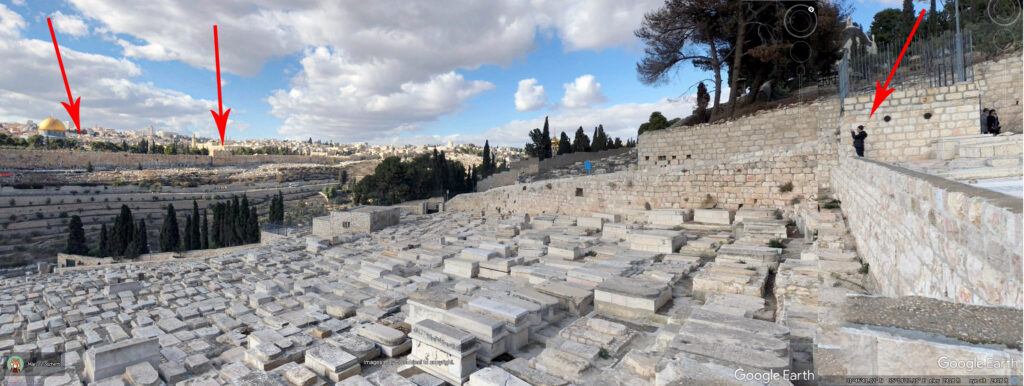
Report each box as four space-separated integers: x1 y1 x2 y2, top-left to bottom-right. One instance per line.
988 109 1001 135
981 108 990 134
851 125 867 157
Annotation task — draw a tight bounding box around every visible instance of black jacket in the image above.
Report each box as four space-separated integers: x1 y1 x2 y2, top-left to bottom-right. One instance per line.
852 130 867 147
988 115 1000 131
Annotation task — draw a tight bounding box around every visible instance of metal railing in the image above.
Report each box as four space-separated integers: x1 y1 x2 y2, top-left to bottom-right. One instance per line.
841 30 975 97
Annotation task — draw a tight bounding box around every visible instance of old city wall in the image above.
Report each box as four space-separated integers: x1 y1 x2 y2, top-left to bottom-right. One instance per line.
638 99 840 168
839 82 981 162
975 54 1023 133
0 149 334 170
831 157 1022 308
448 141 821 221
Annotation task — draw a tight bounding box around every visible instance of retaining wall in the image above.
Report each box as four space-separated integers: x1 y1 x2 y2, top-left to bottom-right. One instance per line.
831 156 1022 308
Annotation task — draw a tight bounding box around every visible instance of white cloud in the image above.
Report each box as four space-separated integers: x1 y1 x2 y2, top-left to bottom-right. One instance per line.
10 0 24 6
514 78 547 111
382 96 695 147
50 11 88 37
63 0 665 140
0 4 217 134
561 74 607 108
267 46 494 142
548 0 663 51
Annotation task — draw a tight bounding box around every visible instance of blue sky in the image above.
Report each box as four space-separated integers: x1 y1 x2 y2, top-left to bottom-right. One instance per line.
0 0 907 146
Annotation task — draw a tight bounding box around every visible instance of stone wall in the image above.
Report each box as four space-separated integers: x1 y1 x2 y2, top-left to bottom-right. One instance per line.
476 148 630 192
974 53 1023 133
0 149 334 170
839 83 981 162
448 141 820 222
831 156 1022 308
639 99 839 168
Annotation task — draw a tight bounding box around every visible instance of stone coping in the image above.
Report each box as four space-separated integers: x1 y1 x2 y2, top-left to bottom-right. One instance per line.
843 294 1023 349
853 157 1022 214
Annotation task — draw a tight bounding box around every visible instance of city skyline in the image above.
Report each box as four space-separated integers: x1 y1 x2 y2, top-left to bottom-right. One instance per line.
2 0 901 146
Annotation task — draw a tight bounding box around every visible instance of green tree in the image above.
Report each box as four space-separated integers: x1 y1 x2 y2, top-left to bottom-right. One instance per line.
591 125 608 152
557 132 572 155
136 219 149 255
86 162 94 173
340 169 349 185
64 215 88 255
98 224 109 257
638 111 678 136
160 204 180 252
201 210 209 249
870 9 906 48
191 200 201 248
572 126 590 153
109 205 134 256
481 140 494 177
248 205 261 243
695 82 710 122
541 117 553 159
183 214 194 251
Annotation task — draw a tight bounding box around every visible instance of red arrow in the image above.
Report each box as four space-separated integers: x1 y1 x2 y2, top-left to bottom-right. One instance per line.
46 18 81 135
210 25 230 145
871 9 926 118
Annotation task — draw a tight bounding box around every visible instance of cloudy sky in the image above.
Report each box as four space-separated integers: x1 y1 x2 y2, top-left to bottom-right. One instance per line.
0 0 896 146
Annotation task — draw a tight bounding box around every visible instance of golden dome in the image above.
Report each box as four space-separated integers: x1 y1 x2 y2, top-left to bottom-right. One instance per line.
38 117 67 133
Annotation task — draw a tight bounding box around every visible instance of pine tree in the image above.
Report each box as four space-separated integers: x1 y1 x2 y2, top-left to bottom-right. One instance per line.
64 215 88 255
160 204 180 252
201 210 209 249
98 224 109 257
136 219 149 255
183 214 194 251
558 132 572 155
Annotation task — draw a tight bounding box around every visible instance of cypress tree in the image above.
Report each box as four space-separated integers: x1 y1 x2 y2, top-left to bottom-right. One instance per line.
558 132 572 155
183 214 194 251
211 204 221 248
201 210 209 249
98 224 109 257
541 117 552 159
230 196 241 245
482 140 492 177
136 219 149 255
110 205 134 256
191 200 201 247
160 204 180 252
64 215 88 255
249 205 260 243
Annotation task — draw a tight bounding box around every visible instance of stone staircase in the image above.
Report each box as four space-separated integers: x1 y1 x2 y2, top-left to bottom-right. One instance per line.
907 133 1023 196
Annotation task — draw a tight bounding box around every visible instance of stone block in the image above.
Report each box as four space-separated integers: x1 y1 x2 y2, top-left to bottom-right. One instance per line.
694 209 733 225
84 337 161 383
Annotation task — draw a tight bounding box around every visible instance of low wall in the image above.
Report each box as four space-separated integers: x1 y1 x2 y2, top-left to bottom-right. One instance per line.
839 83 981 162
639 98 839 168
55 243 260 273
0 149 334 170
831 156 1022 308
476 148 631 191
448 141 821 221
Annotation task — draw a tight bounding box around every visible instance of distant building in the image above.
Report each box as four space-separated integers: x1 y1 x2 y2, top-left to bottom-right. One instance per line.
37 117 71 140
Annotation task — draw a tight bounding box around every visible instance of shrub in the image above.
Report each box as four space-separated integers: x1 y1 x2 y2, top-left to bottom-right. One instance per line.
767 239 786 249
8 199 14 206
859 263 869 274
35 212 43 219
59 212 68 218
822 199 841 209
778 182 793 193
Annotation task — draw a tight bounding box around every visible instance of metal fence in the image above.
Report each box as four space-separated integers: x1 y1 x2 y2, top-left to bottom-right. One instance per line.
840 30 975 100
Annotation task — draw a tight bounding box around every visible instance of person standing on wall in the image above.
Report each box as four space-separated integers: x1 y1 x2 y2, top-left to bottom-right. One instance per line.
851 125 867 157
987 109 1001 135
981 108 990 134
